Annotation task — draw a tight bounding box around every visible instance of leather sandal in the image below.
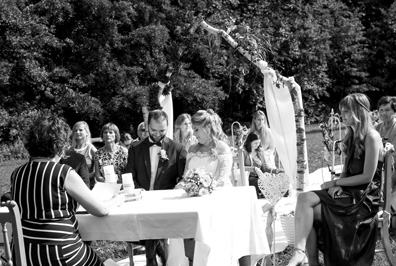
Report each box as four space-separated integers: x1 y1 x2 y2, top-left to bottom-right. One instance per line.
287 247 306 266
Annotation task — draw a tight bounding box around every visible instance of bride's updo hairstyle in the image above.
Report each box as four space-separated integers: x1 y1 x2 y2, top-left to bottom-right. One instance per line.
191 109 228 144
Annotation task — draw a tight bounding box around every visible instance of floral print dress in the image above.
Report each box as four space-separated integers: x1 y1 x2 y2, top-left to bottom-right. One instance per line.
94 145 128 183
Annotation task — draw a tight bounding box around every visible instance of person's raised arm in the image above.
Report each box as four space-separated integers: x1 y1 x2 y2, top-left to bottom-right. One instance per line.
65 170 124 217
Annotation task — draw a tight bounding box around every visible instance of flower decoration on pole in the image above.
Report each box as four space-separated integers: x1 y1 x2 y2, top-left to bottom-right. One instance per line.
180 168 215 197
319 112 342 156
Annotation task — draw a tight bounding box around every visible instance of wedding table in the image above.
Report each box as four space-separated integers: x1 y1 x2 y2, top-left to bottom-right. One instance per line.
77 186 270 266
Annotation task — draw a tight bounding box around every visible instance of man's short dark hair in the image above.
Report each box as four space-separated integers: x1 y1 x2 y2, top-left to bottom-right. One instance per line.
148 109 168 125
377 96 396 112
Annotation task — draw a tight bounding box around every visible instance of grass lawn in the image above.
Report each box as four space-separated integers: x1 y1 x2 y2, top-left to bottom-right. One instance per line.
0 123 392 265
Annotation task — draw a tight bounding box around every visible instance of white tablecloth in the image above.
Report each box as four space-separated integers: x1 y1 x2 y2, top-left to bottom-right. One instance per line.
77 186 270 266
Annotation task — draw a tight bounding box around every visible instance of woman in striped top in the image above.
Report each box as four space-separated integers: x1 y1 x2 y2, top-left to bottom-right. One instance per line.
10 114 124 266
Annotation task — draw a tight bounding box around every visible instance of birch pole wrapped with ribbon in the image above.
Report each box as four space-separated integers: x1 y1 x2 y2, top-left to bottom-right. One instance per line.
200 20 308 191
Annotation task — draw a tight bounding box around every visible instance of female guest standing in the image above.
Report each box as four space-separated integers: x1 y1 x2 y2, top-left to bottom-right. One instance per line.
173 113 197 152
10 115 124 266
243 132 283 198
287 93 383 266
250 110 276 168
94 123 128 183
71 121 97 189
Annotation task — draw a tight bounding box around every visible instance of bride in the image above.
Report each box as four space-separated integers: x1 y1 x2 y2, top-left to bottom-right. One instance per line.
176 109 246 266
183 109 232 187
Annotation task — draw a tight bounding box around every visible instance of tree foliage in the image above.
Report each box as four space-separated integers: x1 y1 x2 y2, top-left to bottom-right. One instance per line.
0 0 395 156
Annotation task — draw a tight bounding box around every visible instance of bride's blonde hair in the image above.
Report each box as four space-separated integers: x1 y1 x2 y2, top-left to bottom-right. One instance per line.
191 109 229 144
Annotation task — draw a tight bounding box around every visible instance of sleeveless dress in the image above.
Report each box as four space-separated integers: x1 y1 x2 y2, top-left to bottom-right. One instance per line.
75 144 96 189
10 161 103 266
312 140 381 266
185 150 233 187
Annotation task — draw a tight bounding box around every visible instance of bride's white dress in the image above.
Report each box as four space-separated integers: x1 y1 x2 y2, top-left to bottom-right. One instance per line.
185 150 233 187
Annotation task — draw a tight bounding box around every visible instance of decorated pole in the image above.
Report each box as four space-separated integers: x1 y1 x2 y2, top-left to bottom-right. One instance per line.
200 20 308 191
141 70 173 138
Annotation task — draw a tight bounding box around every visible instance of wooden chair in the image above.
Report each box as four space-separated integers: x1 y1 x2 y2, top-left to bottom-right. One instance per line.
0 200 27 266
231 148 254 187
379 147 396 265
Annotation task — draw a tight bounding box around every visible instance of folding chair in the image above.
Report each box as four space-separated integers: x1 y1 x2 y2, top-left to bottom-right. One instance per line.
0 200 27 266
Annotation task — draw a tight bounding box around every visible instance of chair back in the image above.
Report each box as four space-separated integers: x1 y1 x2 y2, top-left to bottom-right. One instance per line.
231 148 254 186
0 200 27 266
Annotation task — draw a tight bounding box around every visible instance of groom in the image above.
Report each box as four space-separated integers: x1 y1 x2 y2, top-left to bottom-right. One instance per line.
125 109 186 266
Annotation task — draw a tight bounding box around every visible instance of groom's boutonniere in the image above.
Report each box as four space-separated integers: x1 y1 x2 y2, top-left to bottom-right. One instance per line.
158 149 169 162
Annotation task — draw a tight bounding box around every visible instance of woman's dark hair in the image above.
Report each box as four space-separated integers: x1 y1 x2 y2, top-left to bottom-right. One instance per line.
244 132 261 153
120 132 132 143
25 115 71 158
377 96 396 112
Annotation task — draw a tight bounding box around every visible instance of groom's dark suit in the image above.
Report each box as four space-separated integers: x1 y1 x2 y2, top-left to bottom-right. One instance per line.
124 136 186 266
125 137 186 190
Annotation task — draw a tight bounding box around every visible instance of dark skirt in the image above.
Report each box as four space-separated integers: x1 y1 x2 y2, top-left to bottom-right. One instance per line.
312 184 379 266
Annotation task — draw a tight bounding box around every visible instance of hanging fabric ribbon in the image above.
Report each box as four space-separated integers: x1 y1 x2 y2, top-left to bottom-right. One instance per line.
261 68 298 189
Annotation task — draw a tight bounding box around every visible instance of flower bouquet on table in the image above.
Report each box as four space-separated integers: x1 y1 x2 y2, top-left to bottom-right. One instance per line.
180 168 216 197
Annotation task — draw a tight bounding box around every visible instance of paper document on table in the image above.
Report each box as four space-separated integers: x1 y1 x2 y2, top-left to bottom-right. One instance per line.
91 182 122 201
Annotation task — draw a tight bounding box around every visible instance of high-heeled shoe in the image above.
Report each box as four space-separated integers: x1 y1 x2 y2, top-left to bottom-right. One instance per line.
287 247 306 266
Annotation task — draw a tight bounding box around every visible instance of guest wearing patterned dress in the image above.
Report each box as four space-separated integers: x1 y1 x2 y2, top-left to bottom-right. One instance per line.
94 123 128 183
10 114 124 266
70 121 97 189
173 113 198 152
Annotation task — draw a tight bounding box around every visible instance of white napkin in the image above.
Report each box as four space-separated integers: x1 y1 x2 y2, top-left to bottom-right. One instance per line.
91 182 122 201
103 165 117 183
121 173 134 194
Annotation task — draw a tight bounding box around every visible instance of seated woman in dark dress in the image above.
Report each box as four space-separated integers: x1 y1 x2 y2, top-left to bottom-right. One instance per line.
243 132 283 198
287 93 383 266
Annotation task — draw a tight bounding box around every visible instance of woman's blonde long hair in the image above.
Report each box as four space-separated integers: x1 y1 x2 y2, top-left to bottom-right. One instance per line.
174 113 193 145
339 93 373 158
71 121 93 148
250 110 271 149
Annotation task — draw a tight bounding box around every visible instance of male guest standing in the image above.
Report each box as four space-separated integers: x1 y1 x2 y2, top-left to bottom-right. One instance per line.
125 109 186 266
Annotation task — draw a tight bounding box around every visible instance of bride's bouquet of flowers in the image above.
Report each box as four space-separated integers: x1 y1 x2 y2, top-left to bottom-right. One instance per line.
181 168 216 197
